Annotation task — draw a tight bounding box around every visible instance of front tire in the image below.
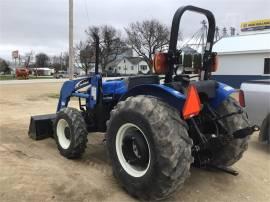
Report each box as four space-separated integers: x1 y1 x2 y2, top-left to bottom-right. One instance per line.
210 97 250 166
106 96 193 200
54 107 88 159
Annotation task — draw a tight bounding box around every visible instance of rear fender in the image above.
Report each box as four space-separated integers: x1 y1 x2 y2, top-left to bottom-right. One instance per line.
120 84 186 111
210 82 236 108
119 82 235 114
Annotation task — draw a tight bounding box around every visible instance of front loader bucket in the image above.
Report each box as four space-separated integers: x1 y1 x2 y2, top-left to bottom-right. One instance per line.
28 114 56 140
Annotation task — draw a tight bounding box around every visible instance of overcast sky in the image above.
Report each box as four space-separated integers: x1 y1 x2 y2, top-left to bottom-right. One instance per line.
0 0 269 61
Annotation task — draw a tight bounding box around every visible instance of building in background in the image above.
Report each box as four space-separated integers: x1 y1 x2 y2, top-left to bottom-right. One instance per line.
106 57 150 75
212 32 270 88
30 67 54 76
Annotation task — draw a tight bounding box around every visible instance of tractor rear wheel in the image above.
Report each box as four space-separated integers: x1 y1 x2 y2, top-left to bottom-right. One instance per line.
210 97 250 166
259 113 270 144
106 96 193 200
54 107 88 159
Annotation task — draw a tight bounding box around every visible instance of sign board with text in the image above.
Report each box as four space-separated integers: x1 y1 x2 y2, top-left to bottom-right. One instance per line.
241 19 270 32
12 50 19 59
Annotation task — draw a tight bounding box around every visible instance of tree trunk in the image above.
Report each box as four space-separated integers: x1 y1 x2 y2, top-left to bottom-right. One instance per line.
147 54 153 74
147 61 153 74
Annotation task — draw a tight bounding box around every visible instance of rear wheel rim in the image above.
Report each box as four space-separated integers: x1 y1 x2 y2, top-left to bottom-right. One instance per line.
57 119 71 149
116 123 151 178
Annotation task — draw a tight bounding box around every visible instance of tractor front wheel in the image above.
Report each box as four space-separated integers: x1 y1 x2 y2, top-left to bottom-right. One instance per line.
106 96 193 200
54 107 88 159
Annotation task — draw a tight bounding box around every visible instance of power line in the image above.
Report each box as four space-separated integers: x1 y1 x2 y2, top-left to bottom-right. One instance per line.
84 0 90 24
180 28 204 49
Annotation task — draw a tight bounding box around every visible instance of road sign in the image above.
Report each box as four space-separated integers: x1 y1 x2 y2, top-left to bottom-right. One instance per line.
241 19 270 32
12 50 19 59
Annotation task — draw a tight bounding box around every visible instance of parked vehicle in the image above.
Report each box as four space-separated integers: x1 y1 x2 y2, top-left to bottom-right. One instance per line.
16 67 29 79
28 5 257 200
54 71 77 79
240 80 270 144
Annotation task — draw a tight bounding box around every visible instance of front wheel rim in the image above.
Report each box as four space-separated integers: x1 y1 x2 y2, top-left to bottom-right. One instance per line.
115 123 151 178
57 119 71 149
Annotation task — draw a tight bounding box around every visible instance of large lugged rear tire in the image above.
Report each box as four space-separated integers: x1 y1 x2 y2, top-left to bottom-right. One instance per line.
259 113 270 144
210 97 250 166
54 107 88 159
106 96 193 200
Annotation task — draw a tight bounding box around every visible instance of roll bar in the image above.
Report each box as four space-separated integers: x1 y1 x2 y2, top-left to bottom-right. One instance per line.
165 5 216 83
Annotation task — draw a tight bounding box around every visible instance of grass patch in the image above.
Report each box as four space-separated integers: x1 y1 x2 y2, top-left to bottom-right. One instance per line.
0 75 15 80
0 75 54 80
29 76 54 79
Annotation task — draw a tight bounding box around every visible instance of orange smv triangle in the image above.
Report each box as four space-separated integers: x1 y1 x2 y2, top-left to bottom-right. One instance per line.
182 85 201 120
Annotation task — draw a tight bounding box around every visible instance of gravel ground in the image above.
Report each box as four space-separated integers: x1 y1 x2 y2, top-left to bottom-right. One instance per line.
0 82 269 202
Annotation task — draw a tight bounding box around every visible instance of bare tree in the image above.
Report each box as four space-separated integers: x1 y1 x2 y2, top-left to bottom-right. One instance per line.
85 25 127 72
0 58 10 74
125 19 170 72
23 51 34 68
51 52 69 72
75 41 95 75
35 53 50 67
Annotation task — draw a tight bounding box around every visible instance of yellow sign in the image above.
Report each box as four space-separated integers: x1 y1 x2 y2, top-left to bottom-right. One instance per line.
241 19 270 31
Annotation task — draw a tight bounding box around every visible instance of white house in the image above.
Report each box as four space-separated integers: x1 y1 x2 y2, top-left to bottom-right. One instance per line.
75 63 96 76
212 32 270 88
31 67 54 76
107 57 150 75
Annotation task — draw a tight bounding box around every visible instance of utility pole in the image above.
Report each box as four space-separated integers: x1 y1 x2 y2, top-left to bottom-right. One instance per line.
222 27 228 37
69 0 74 80
230 27 236 36
60 52 63 71
201 20 207 53
215 26 220 42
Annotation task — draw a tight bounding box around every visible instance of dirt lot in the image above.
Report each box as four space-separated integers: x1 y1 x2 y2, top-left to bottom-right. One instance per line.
0 82 269 202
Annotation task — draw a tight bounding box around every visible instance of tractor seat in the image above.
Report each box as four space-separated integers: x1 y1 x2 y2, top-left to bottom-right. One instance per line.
167 80 218 99
191 80 218 99
126 75 160 90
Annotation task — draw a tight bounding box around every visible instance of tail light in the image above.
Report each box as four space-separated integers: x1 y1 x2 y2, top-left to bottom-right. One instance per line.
239 90 245 107
153 52 168 74
211 53 219 72
182 85 201 120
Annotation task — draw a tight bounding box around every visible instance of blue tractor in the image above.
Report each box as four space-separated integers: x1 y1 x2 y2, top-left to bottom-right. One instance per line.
29 5 257 200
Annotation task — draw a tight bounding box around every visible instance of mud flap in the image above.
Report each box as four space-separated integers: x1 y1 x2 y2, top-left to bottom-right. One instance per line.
28 114 56 140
